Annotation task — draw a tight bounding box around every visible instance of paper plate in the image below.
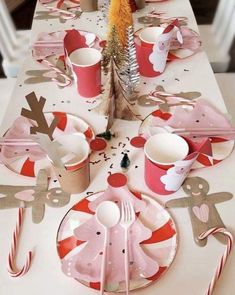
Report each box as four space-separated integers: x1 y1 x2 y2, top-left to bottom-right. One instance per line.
57 192 177 292
32 29 103 60
1 113 94 177
139 106 235 169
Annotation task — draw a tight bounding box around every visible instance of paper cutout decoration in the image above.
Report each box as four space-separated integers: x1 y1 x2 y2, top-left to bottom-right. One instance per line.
21 92 74 168
93 59 140 129
165 177 233 246
138 10 188 27
1 113 94 178
38 0 82 23
149 20 183 74
160 154 198 191
136 85 200 112
21 92 58 141
0 170 71 223
20 92 91 194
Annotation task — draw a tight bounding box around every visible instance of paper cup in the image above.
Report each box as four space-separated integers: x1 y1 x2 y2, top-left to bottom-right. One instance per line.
135 36 166 77
139 27 164 48
52 134 90 194
144 134 189 195
69 48 102 98
80 0 98 12
144 133 189 169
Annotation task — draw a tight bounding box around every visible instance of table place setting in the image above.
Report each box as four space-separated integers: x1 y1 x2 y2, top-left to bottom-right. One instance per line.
0 0 234 295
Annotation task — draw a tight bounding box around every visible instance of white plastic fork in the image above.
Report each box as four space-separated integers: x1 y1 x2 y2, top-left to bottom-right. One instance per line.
120 200 136 295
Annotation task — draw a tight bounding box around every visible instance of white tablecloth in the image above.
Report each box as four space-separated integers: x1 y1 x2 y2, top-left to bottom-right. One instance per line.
0 1 234 294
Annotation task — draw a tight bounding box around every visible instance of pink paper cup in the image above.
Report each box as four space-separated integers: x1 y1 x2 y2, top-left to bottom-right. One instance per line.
69 48 102 98
139 27 164 48
144 134 189 194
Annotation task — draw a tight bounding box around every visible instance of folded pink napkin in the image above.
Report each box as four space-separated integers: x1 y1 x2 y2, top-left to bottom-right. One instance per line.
64 29 88 56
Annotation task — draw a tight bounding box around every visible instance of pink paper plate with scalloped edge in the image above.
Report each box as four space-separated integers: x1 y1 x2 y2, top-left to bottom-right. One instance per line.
57 191 178 292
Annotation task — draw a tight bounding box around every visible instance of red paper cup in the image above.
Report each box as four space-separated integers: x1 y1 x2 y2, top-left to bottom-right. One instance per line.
144 134 189 194
139 27 164 48
135 37 162 77
69 48 102 98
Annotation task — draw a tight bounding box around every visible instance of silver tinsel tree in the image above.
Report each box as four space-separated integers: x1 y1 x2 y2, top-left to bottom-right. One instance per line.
119 26 140 95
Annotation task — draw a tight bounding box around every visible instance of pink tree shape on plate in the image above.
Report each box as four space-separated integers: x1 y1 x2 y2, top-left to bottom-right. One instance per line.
61 173 159 288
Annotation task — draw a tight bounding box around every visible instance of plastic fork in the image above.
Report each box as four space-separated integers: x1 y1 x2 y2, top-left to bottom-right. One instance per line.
120 200 136 295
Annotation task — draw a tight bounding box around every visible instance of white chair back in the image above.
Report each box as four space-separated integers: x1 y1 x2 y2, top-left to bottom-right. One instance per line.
213 0 235 54
0 0 30 77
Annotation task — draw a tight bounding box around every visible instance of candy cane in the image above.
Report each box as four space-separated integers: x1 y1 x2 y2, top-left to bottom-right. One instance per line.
198 227 234 295
41 3 79 20
38 58 72 87
7 208 33 277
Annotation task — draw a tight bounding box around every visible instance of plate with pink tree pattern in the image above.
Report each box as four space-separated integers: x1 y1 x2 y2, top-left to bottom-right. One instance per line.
57 173 177 292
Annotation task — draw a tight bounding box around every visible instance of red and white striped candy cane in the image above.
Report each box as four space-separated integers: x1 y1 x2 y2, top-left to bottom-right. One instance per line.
198 227 234 295
7 208 33 277
41 3 79 20
38 58 72 87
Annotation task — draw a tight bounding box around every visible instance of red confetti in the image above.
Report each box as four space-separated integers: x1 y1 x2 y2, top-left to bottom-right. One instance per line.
90 138 107 151
107 173 127 188
130 136 146 148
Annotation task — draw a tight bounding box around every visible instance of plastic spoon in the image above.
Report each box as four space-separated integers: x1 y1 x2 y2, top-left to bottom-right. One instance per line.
96 201 120 295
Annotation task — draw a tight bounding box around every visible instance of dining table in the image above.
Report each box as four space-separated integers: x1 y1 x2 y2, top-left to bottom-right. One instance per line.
0 0 234 294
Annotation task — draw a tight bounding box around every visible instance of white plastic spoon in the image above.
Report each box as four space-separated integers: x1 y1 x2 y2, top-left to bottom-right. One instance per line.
96 201 120 295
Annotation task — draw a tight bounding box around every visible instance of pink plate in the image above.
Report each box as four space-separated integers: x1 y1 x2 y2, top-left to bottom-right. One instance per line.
139 102 234 169
1 113 94 177
32 30 103 60
57 192 177 292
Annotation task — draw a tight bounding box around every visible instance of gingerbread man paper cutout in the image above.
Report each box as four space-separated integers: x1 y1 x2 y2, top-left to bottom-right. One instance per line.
0 170 71 223
165 177 233 246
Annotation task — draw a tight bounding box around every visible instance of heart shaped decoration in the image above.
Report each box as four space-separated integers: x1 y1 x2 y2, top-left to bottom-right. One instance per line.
192 204 209 223
15 189 35 202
